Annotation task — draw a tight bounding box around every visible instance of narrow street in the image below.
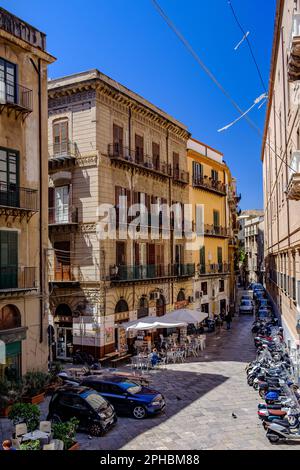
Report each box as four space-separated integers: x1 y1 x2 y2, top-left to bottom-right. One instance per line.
72 315 297 451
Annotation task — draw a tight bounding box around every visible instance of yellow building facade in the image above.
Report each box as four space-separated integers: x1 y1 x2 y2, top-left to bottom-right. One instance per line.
187 138 239 318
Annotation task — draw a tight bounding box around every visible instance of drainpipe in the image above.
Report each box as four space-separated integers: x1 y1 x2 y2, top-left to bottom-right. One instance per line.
30 58 44 344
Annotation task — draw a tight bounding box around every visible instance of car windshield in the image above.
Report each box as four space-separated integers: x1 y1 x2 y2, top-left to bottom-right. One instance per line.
119 381 142 394
84 393 108 411
241 300 251 306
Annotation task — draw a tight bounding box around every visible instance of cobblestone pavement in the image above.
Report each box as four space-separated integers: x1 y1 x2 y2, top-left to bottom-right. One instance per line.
1 314 299 450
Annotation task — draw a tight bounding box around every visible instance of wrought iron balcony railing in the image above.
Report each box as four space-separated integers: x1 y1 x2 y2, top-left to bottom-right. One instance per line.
0 266 37 291
49 206 79 225
173 168 189 185
204 224 230 238
193 176 226 195
0 79 32 114
0 183 38 212
198 263 230 276
109 263 195 282
48 141 80 160
108 144 172 178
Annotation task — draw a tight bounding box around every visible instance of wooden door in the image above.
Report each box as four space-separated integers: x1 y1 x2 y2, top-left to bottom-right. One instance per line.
116 241 126 266
113 124 123 156
152 142 160 170
54 241 71 281
53 120 68 155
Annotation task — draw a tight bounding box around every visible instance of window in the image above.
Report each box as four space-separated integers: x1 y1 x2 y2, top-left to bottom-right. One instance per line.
116 241 126 266
0 58 16 103
213 210 220 229
201 282 208 296
211 169 218 181
54 186 70 223
113 123 123 153
219 279 225 292
135 134 144 164
173 152 179 178
0 304 21 330
199 246 205 273
152 142 160 170
193 161 203 183
217 247 223 265
53 120 68 155
177 290 185 302
0 231 18 289
137 297 148 319
115 299 129 314
0 148 19 208
201 303 209 314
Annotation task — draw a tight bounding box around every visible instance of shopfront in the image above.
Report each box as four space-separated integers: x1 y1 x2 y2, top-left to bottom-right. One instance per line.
54 304 73 360
114 299 130 353
0 304 26 380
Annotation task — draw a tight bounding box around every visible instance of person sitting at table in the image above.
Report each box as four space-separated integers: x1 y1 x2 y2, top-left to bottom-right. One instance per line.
149 348 161 367
2 440 16 451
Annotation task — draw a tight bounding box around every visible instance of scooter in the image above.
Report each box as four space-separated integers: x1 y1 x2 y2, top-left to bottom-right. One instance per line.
266 408 300 443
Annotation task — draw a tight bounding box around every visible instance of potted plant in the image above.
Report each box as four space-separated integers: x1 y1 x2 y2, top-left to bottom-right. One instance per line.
8 403 41 432
52 417 80 450
0 379 23 418
22 371 51 404
20 439 41 451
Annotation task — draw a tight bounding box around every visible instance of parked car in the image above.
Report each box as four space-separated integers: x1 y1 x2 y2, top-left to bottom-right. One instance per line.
259 299 270 309
47 386 117 436
80 375 165 419
241 295 254 304
239 299 254 315
257 307 272 319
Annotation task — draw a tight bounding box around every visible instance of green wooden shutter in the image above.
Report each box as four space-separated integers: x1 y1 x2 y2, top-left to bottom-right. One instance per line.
0 231 18 288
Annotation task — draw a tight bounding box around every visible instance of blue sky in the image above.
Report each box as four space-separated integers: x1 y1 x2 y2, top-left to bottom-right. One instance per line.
2 0 276 209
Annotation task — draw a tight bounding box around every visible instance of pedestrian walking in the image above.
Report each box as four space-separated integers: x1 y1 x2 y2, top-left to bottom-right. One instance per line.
225 312 232 330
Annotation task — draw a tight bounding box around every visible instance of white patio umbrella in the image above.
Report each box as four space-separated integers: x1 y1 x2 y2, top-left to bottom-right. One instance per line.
164 309 208 325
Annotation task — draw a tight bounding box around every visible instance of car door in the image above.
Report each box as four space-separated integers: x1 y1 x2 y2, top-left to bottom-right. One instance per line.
100 383 128 415
69 395 94 429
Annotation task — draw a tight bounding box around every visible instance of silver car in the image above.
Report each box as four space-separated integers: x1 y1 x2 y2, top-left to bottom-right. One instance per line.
239 299 254 315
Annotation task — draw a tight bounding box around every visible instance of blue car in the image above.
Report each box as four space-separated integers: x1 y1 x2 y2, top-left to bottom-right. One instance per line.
81 375 165 419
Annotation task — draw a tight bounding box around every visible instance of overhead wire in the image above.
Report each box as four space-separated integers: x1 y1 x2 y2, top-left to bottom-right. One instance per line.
150 0 296 174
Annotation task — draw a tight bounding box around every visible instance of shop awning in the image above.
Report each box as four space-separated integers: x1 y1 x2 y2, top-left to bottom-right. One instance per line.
164 309 208 325
123 317 187 331
123 308 208 332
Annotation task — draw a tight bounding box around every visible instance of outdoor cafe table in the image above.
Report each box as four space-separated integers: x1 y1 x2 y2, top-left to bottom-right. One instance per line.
22 430 50 445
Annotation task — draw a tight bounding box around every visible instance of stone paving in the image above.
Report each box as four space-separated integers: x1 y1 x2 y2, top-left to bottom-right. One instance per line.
1 314 299 450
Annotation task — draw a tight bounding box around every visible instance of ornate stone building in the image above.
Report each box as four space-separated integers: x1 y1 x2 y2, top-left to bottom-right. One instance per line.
0 8 55 377
48 70 195 359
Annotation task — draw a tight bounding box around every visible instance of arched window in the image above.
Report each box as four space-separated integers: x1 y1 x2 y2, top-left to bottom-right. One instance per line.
137 297 149 319
177 290 185 302
156 295 166 317
115 299 129 314
55 304 72 317
0 305 21 330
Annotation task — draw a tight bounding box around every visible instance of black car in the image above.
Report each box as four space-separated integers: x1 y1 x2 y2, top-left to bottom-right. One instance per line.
80 375 165 419
47 386 117 436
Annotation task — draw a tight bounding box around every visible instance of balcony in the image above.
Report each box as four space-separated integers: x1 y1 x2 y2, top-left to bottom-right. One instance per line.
48 142 79 170
0 80 32 119
109 263 195 283
0 266 37 294
193 176 226 195
48 265 80 286
198 263 230 276
49 205 79 229
108 144 172 179
173 168 189 185
204 224 230 238
0 183 38 219
287 151 300 200
288 13 300 81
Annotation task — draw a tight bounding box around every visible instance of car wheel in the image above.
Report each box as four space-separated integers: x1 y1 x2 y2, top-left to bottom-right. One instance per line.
132 405 146 419
89 422 104 437
267 432 280 444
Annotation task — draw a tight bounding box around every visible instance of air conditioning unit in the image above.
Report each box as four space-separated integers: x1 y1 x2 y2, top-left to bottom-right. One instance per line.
188 296 195 304
195 291 204 300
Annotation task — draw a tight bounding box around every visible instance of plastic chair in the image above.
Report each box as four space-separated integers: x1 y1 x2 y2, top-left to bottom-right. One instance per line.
39 421 52 434
11 438 21 450
43 443 55 450
15 423 27 439
52 439 64 450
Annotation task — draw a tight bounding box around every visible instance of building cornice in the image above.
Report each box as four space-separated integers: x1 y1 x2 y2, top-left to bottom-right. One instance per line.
48 73 190 140
261 0 285 162
0 29 56 64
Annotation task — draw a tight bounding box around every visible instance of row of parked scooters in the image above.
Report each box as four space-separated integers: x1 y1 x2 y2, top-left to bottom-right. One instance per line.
246 283 300 444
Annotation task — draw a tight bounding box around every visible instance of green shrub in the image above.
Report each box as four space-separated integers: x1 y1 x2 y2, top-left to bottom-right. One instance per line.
52 417 79 449
22 371 51 397
0 378 24 410
8 403 41 432
20 439 41 451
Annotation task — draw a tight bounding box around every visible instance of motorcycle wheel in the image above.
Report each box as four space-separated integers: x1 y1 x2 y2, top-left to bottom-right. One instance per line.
266 432 280 444
247 377 254 386
253 382 259 390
